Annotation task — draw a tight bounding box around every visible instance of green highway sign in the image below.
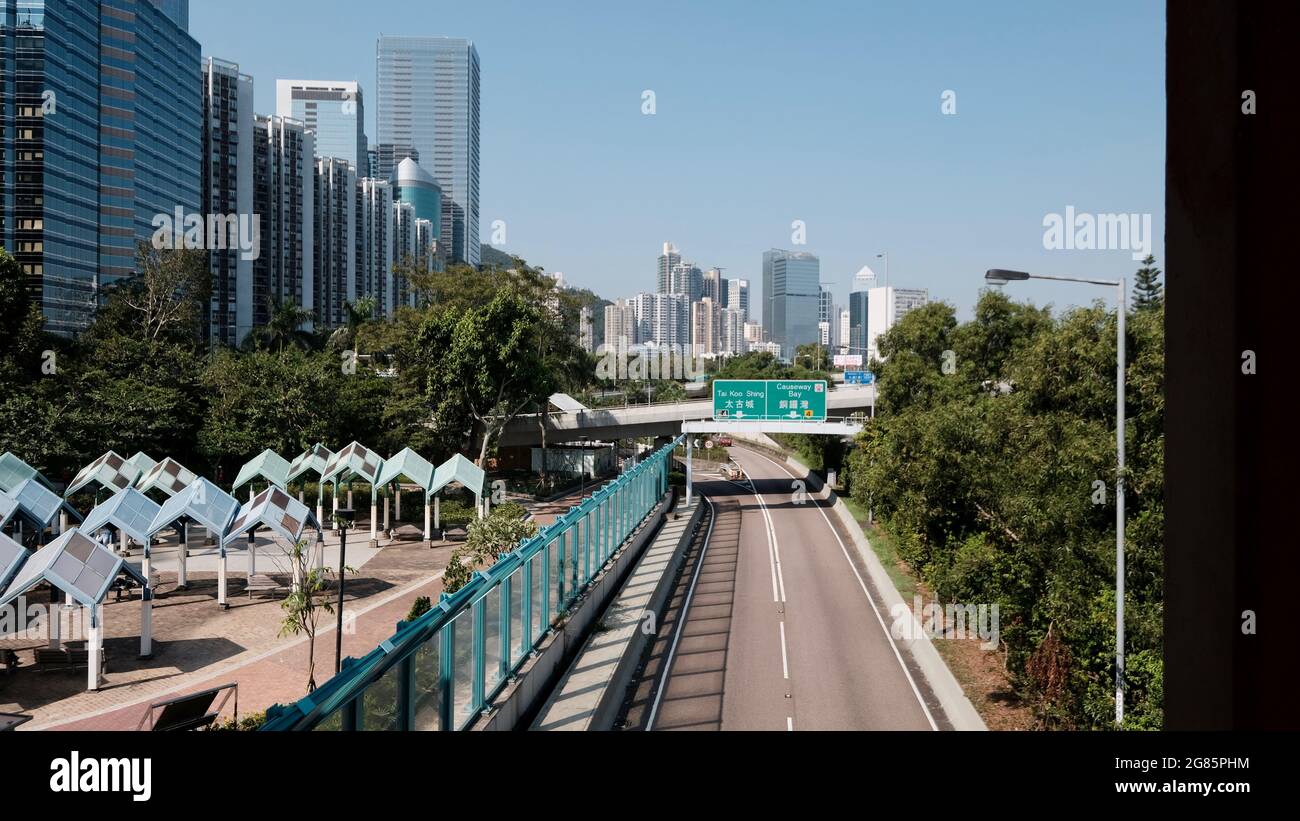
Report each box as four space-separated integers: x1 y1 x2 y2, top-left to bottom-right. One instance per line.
712 379 828 421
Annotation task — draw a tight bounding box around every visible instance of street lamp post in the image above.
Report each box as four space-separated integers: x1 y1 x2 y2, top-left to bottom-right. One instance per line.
985 268 1126 726
579 436 588 498
333 507 355 675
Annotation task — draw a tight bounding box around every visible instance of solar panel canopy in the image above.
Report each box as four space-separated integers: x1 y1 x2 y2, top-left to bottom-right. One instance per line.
222 485 320 548
321 442 383 485
147 478 239 538
0 452 52 494
287 443 333 483
375 448 435 492
66 450 142 497
430 454 486 496
231 449 292 492
136 458 198 497
5 478 81 528
80 488 162 547
0 531 29 593
0 529 146 611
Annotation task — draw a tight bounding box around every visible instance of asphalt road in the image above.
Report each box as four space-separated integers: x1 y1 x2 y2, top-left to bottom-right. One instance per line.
643 445 938 731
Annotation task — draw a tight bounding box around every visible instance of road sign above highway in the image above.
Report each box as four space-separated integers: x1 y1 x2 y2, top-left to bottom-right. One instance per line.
712 379 827 421
844 370 875 385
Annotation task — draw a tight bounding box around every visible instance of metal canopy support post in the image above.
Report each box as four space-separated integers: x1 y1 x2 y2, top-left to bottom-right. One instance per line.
685 437 693 507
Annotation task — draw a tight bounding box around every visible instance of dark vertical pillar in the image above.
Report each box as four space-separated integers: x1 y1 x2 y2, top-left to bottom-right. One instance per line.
1165 0 1300 729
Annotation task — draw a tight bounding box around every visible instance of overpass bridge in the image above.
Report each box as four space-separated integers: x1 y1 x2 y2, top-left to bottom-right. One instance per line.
497 385 876 447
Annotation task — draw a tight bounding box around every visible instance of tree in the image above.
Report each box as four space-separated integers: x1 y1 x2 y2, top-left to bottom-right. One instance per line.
114 243 211 344
443 508 539 594
279 539 336 693
245 298 316 353
1131 255 1163 312
419 289 552 465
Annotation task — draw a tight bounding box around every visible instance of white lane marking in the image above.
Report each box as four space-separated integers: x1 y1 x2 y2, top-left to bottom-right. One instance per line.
779 620 790 680
738 466 786 603
647 495 716 731
787 716 794 732
741 448 940 732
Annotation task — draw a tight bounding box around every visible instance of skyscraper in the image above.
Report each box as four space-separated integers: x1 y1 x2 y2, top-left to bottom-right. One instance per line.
312 156 356 329
201 57 254 346
276 80 368 172
376 36 480 266
252 114 314 333
690 296 721 356
633 292 689 348
656 242 680 294
727 278 750 322
2 0 202 334
356 178 394 316
763 249 821 360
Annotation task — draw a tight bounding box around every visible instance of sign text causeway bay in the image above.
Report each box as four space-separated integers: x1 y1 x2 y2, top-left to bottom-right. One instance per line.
712 379 828 421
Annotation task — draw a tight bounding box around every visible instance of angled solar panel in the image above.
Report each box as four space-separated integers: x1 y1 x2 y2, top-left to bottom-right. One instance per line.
0 529 146 611
0 452 40 494
6 478 79 528
0 531 29 593
0 493 18 529
66 450 142 497
146 478 240 539
321 441 382 485
136 457 198 498
231 449 292 492
376 447 435 492
128 452 157 477
80 487 162 546
287 443 333 483
223 485 320 548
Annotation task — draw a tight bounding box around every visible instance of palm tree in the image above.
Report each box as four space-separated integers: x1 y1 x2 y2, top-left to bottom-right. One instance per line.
245 298 316 353
327 297 377 352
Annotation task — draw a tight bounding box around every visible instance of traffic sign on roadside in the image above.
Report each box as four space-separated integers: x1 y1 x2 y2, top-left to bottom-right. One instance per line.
713 379 828 421
844 370 875 385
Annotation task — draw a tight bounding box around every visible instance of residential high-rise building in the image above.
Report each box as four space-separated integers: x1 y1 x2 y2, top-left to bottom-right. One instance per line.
312 157 356 329
721 307 745 355
669 261 702 302
744 321 764 345
866 286 930 362
579 306 594 353
703 267 726 303
1 0 202 335
252 114 314 334
656 242 680 293
633 291 689 348
763 248 821 360
728 278 750 321
690 296 721 356
391 201 434 309
276 80 368 172
376 36 480 265
838 308 851 354
202 57 255 347
604 298 637 348
356 178 394 316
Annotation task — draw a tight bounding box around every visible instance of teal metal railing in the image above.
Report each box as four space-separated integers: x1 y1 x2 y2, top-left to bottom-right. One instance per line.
261 437 681 731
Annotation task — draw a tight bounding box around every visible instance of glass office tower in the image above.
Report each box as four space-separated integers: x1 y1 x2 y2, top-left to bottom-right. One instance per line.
376 36 480 266
276 80 368 172
764 249 821 360
0 0 201 335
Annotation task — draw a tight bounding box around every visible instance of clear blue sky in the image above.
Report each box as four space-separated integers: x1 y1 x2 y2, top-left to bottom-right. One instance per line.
192 0 1165 318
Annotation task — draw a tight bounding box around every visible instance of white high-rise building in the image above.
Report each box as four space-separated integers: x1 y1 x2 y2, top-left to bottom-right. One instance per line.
633 292 689 348
690 296 722 356
579 306 594 353
838 308 851 354
657 242 681 293
604 298 637 348
313 157 357 328
357 178 395 317
728 278 750 321
202 57 255 347
721 308 745 355
866 286 930 362
254 114 315 332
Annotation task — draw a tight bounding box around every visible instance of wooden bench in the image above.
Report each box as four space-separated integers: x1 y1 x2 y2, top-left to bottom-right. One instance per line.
245 574 283 600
